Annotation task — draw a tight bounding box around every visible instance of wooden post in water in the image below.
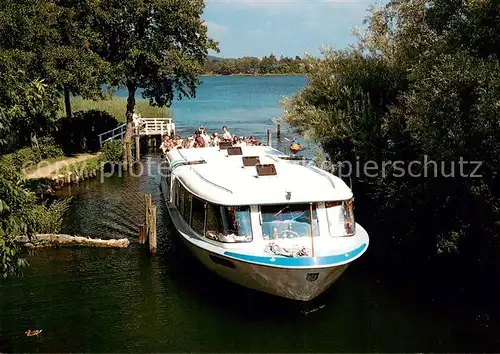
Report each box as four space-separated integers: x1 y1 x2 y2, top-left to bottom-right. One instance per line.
276 121 281 139
138 224 146 244
142 194 156 254
145 194 152 237
267 129 272 147
135 135 140 161
149 204 157 255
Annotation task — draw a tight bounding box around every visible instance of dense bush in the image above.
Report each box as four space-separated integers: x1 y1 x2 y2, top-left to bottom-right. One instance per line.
2 138 64 170
38 137 64 159
1 138 64 171
283 0 500 269
56 109 119 154
100 140 123 164
31 198 72 234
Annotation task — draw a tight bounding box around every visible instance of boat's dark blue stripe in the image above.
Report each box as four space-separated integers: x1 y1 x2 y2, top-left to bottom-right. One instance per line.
223 243 367 267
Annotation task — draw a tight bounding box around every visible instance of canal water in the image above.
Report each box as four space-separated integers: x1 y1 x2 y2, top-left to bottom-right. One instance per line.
0 76 498 352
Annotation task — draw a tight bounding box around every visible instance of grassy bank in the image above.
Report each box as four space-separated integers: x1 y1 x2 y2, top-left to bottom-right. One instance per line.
59 98 173 123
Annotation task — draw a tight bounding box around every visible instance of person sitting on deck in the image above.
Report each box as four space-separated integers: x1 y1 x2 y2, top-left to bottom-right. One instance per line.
194 131 205 148
174 135 182 149
160 136 169 155
221 126 232 140
234 136 246 147
199 126 211 146
211 132 220 147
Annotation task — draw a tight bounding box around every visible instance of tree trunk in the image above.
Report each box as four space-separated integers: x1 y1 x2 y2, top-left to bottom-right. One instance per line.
123 82 136 169
64 86 72 119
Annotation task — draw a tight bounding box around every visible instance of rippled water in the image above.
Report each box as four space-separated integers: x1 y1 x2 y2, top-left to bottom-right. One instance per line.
0 160 464 352
1 77 498 352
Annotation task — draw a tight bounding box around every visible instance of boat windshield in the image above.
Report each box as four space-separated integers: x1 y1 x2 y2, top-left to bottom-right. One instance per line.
260 204 319 240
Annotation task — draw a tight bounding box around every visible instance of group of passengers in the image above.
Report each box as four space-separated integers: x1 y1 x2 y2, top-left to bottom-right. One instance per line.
160 125 264 155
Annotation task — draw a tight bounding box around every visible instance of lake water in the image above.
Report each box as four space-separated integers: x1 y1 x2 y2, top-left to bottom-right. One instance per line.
116 75 308 142
1 76 498 352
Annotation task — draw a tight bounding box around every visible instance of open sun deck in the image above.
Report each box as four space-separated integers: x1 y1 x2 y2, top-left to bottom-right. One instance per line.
166 146 353 206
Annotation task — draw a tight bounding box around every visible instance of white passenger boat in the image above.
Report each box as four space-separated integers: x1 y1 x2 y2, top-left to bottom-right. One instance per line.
160 143 369 301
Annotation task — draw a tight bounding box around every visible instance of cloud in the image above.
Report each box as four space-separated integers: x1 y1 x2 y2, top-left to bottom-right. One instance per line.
205 21 228 38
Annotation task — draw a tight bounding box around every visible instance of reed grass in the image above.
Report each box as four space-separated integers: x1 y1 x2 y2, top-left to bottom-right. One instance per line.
59 98 172 123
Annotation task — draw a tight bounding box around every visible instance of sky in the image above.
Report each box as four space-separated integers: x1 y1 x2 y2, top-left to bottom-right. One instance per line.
203 0 388 58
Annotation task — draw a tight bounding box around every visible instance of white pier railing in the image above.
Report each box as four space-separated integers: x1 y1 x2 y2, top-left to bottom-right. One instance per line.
98 123 126 148
139 117 176 137
97 117 175 148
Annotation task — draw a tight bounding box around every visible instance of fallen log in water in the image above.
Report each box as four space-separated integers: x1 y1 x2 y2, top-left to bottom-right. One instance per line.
15 234 130 248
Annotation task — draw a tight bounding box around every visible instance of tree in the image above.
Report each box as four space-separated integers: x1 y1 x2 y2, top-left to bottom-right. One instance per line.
283 0 500 270
0 0 108 120
0 63 56 277
259 54 278 74
94 0 218 166
0 53 60 152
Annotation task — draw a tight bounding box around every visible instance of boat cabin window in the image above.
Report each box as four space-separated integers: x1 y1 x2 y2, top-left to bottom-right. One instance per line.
260 204 320 240
179 185 192 223
174 180 181 208
191 196 205 235
206 204 252 243
325 200 355 236
174 180 252 242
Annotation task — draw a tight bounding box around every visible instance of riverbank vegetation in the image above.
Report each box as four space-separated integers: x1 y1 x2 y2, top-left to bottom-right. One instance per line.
60 99 172 124
205 55 305 76
284 0 500 320
0 0 216 277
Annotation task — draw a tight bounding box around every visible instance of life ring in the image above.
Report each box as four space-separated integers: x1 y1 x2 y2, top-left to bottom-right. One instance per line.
282 229 300 238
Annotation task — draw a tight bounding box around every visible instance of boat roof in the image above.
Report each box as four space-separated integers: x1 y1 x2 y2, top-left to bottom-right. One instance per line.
166 146 353 206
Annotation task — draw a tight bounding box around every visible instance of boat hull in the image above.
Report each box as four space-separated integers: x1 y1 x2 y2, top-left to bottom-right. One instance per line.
184 239 348 301
160 176 360 302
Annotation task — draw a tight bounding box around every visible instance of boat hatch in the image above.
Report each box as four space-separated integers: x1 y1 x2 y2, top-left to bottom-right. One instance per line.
242 156 260 167
227 146 243 156
219 141 233 150
256 164 277 176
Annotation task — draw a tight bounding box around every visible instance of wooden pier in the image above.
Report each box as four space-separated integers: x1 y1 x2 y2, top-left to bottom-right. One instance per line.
97 117 175 148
